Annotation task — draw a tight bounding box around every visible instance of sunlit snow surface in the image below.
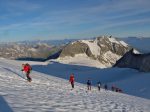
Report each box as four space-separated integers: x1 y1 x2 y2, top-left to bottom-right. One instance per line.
0 59 150 112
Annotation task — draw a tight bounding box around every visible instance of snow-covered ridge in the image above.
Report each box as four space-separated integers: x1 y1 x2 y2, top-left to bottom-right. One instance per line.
0 59 150 112
99 36 129 47
133 49 140 54
80 40 101 57
108 37 120 44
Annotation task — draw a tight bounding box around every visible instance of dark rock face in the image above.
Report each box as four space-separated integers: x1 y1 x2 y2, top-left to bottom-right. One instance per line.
114 49 150 72
96 37 130 56
59 42 93 57
59 36 132 67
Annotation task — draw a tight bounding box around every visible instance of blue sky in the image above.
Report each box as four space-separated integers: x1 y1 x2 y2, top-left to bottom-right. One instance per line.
0 0 150 42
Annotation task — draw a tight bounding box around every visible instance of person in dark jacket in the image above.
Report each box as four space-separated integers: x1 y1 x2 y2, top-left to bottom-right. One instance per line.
87 79 92 91
111 85 115 91
97 81 101 91
104 84 108 90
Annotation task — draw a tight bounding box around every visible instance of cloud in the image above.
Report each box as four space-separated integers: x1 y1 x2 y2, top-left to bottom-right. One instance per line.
39 0 150 24
0 0 150 40
103 18 150 30
6 0 41 11
0 23 25 31
79 17 150 37
2 0 150 26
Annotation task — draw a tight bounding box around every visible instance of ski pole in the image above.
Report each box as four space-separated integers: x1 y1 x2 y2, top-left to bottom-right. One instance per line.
21 71 26 80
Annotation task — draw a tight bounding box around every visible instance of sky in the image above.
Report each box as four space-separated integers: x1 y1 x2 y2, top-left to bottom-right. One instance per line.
0 0 150 42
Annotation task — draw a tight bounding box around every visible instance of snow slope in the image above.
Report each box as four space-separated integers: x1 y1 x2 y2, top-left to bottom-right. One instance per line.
0 59 150 112
81 40 101 57
57 53 106 68
1 59 150 99
32 60 150 100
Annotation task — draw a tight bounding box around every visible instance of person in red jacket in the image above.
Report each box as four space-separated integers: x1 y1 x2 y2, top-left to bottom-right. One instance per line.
69 73 75 89
22 63 32 82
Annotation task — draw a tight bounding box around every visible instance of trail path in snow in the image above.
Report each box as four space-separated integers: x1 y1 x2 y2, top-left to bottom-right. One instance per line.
0 60 150 112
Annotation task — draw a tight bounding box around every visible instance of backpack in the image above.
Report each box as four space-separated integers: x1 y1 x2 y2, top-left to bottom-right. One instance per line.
98 82 101 87
87 80 91 85
26 63 32 71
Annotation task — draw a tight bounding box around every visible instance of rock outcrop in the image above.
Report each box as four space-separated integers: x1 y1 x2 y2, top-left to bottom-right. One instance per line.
114 49 150 72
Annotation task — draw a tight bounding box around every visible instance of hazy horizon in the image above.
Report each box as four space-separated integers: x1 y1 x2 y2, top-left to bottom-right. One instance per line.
1 36 150 43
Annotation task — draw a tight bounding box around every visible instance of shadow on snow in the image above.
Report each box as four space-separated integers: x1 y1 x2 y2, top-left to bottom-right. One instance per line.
0 96 13 112
2 67 26 80
32 61 138 85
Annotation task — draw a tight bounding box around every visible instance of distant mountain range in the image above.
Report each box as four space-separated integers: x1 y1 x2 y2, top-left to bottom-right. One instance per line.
0 38 81 61
122 37 150 53
14 39 78 46
1 36 150 71
0 43 62 61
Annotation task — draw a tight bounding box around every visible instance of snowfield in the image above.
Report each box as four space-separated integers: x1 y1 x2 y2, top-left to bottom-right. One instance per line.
0 59 150 112
57 53 106 68
80 40 101 57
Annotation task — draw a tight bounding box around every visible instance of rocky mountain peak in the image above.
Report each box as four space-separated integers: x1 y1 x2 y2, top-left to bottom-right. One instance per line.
58 36 132 68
